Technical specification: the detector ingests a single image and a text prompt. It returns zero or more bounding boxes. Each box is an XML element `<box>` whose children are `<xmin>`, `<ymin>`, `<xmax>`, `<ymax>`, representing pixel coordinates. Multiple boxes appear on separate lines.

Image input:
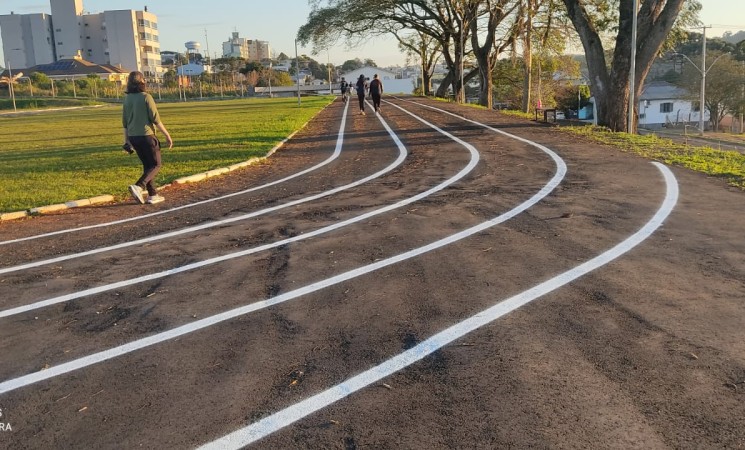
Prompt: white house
<box><xmin>638</xmin><ymin>80</ymin><xmax>708</xmax><ymax>130</ymax></box>
<box><xmin>342</xmin><ymin>66</ymin><xmax>415</xmax><ymax>95</ymax></box>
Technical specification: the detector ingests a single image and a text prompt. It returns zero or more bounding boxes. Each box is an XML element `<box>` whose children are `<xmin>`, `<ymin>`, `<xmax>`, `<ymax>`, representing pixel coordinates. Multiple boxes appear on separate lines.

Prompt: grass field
<box><xmin>501</xmin><ymin>110</ymin><xmax>745</xmax><ymax>189</ymax></box>
<box><xmin>0</xmin><ymin>96</ymin><xmax>333</xmax><ymax>213</ymax></box>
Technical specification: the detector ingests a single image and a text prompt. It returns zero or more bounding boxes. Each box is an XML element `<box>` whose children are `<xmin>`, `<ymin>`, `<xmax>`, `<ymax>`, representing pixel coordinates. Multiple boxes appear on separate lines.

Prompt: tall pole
<box><xmin>327</xmin><ymin>50</ymin><xmax>331</xmax><ymax>95</ymax></box>
<box><xmin>627</xmin><ymin>0</ymin><xmax>638</xmax><ymax>133</ymax></box>
<box><xmin>460</xmin><ymin>23</ymin><xmax>465</xmax><ymax>103</ymax></box>
<box><xmin>421</xmin><ymin>46</ymin><xmax>425</xmax><ymax>96</ymax></box>
<box><xmin>700</xmin><ymin>26</ymin><xmax>707</xmax><ymax>136</ymax></box>
<box><xmin>7</xmin><ymin>60</ymin><xmax>17</xmax><ymax>112</ymax></box>
<box><xmin>268</xmin><ymin>61</ymin><xmax>272</xmax><ymax>97</ymax></box>
<box><xmin>295</xmin><ymin>39</ymin><xmax>301</xmax><ymax>105</ymax></box>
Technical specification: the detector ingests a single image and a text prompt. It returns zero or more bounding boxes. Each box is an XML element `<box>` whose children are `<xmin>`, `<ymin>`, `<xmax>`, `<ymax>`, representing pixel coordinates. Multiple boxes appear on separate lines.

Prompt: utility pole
<box><xmin>628</xmin><ymin>0</ymin><xmax>638</xmax><ymax>134</ymax></box>
<box><xmin>295</xmin><ymin>39</ymin><xmax>301</xmax><ymax>105</ymax></box>
<box><xmin>700</xmin><ymin>26</ymin><xmax>708</xmax><ymax>136</ymax></box>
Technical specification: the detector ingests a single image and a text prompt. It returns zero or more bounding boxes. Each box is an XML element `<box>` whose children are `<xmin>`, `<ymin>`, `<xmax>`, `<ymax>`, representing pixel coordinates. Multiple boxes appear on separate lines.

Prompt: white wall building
<box><xmin>50</xmin><ymin>0</ymin><xmax>83</xmax><ymax>60</ymax></box>
<box><xmin>638</xmin><ymin>80</ymin><xmax>709</xmax><ymax>130</ymax></box>
<box><xmin>221</xmin><ymin>33</ymin><xmax>271</xmax><ymax>62</ymax></box>
<box><xmin>222</xmin><ymin>32</ymin><xmax>249</xmax><ymax>59</ymax></box>
<box><xmin>342</xmin><ymin>66</ymin><xmax>415</xmax><ymax>95</ymax></box>
<box><xmin>0</xmin><ymin>0</ymin><xmax>161</xmax><ymax>75</ymax></box>
<box><xmin>0</xmin><ymin>12</ymin><xmax>56</xmax><ymax>68</ymax></box>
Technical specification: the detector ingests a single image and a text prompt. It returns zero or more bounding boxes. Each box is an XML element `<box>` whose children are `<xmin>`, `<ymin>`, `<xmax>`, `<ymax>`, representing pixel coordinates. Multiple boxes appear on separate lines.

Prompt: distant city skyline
<box><xmin>2</xmin><ymin>0</ymin><xmax>745</xmax><ymax>69</ymax></box>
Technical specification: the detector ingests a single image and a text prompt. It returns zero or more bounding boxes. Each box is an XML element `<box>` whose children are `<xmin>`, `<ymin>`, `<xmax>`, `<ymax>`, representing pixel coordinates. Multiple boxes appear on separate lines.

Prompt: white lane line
<box><xmin>0</xmin><ymin>101</ymin><xmax>343</xmax><ymax>247</ymax></box>
<box><xmin>0</xmin><ymin>102</ymin><xmax>513</xmax><ymax>393</ymax></box>
<box><xmin>198</xmin><ymin>162</ymin><xmax>678</xmax><ymax>449</ymax></box>
<box><xmin>0</xmin><ymin>102</ymin><xmax>478</xmax><ymax>318</ymax></box>
<box><xmin>0</xmin><ymin>101</ymin><xmax>404</xmax><ymax>276</ymax></box>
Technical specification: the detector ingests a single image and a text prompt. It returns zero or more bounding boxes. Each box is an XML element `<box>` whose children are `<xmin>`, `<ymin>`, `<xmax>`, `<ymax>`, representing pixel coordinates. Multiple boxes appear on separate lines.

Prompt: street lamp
<box><xmin>5</xmin><ymin>60</ymin><xmax>17</xmax><ymax>112</ymax></box>
<box><xmin>674</xmin><ymin>45</ymin><xmax>725</xmax><ymax>136</ymax></box>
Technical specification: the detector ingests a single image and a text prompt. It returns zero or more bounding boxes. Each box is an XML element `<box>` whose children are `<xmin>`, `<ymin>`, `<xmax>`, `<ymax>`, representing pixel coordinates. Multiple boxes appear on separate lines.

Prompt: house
<box><xmin>5</xmin><ymin>57</ymin><xmax>129</xmax><ymax>84</ymax></box>
<box><xmin>342</xmin><ymin>66</ymin><xmax>415</xmax><ymax>95</ymax></box>
<box><xmin>638</xmin><ymin>80</ymin><xmax>708</xmax><ymax>130</ymax></box>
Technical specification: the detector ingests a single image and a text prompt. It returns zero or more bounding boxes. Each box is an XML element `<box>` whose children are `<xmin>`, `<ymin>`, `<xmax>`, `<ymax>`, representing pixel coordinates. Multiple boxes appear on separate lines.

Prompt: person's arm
<box><xmin>155</xmin><ymin>122</ymin><xmax>173</xmax><ymax>149</ymax></box>
<box><xmin>145</xmin><ymin>93</ymin><xmax>173</xmax><ymax>148</ymax></box>
<box><xmin>122</xmin><ymin>103</ymin><xmax>130</xmax><ymax>145</ymax></box>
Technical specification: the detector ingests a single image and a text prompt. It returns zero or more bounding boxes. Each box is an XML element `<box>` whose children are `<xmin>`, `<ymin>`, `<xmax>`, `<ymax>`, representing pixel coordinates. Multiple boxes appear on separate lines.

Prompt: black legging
<box><xmin>372</xmin><ymin>93</ymin><xmax>381</xmax><ymax>110</ymax></box>
<box><xmin>357</xmin><ymin>92</ymin><xmax>365</xmax><ymax>111</ymax></box>
<box><xmin>131</xmin><ymin>135</ymin><xmax>162</xmax><ymax>195</ymax></box>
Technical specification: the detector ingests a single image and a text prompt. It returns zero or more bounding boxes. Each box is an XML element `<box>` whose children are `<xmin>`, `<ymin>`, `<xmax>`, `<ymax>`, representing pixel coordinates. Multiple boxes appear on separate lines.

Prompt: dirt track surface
<box><xmin>0</xmin><ymin>97</ymin><xmax>744</xmax><ymax>449</ymax></box>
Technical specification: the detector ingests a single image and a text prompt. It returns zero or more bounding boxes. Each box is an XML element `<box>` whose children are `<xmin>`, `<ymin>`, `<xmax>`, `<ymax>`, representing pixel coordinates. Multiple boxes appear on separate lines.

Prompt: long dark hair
<box><xmin>125</xmin><ymin>71</ymin><xmax>147</xmax><ymax>94</ymax></box>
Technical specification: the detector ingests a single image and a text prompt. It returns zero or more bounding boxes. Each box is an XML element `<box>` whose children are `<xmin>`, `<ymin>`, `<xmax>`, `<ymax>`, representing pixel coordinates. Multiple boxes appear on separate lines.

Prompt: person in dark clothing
<box><xmin>340</xmin><ymin>77</ymin><xmax>349</xmax><ymax>104</ymax></box>
<box><xmin>355</xmin><ymin>74</ymin><xmax>368</xmax><ymax>115</ymax></box>
<box><xmin>122</xmin><ymin>71</ymin><xmax>173</xmax><ymax>204</ymax></box>
<box><xmin>369</xmin><ymin>73</ymin><xmax>384</xmax><ymax>113</ymax></box>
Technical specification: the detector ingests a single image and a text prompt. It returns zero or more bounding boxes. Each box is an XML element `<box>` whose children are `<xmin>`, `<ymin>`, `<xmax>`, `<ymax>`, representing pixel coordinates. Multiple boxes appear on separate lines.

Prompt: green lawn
<box><xmin>0</xmin><ymin>96</ymin><xmax>333</xmax><ymax>213</ymax></box>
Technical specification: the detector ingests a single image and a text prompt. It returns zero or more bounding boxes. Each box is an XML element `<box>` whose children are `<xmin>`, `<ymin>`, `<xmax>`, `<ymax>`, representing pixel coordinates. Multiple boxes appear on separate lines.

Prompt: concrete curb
<box><xmin>0</xmin><ymin>97</ymin><xmax>333</xmax><ymax>222</ymax></box>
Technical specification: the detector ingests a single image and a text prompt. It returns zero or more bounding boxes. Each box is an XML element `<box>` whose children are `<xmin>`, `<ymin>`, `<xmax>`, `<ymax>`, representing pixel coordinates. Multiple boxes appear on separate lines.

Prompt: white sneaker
<box><xmin>128</xmin><ymin>185</ymin><xmax>145</xmax><ymax>204</ymax></box>
<box><xmin>360</xmin><ymin>110</ymin><xmax>365</xmax><ymax>115</ymax></box>
<box><xmin>146</xmin><ymin>194</ymin><xmax>165</xmax><ymax>204</ymax></box>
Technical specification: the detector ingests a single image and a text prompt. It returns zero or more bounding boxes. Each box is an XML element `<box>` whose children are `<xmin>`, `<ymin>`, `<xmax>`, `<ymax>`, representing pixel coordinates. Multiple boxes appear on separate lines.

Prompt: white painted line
<box><xmin>198</xmin><ymin>162</ymin><xmax>678</xmax><ymax>449</ymax></box>
<box><xmin>0</xmin><ymin>102</ymin><xmax>344</xmax><ymax>247</ymax></box>
<box><xmin>0</xmin><ymin>102</ymin><xmax>481</xmax><ymax>318</ymax></box>
<box><xmin>0</xmin><ymin>101</ymin><xmax>521</xmax><ymax>393</ymax></box>
<box><xmin>0</xmin><ymin>101</ymin><xmax>406</xmax><ymax>276</ymax></box>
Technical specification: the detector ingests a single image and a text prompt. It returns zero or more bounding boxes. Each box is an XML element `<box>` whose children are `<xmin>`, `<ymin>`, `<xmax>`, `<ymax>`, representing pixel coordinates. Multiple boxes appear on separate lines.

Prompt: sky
<box><xmin>2</xmin><ymin>0</ymin><xmax>745</xmax><ymax>68</ymax></box>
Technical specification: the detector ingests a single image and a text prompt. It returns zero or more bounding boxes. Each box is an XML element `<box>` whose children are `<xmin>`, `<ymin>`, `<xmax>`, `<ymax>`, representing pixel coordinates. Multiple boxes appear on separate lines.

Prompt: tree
<box><xmin>341</xmin><ymin>58</ymin><xmax>364</xmax><ymax>72</ymax></box>
<box><xmin>562</xmin><ymin>0</ymin><xmax>698</xmax><ymax>132</ymax></box>
<box><xmin>298</xmin><ymin>0</ymin><xmax>477</xmax><ymax>101</ymax></box>
<box><xmin>399</xmin><ymin>31</ymin><xmax>441</xmax><ymax>96</ymax></box>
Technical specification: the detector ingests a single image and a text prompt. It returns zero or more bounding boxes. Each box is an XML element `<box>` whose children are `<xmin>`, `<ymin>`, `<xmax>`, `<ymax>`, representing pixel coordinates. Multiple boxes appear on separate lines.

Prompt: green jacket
<box><xmin>122</xmin><ymin>92</ymin><xmax>161</xmax><ymax>137</ymax></box>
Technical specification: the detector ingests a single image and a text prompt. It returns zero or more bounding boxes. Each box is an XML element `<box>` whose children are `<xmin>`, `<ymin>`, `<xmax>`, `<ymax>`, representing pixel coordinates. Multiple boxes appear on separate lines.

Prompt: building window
<box><xmin>86</xmin><ymin>36</ymin><xmax>90</xmax><ymax>39</ymax></box>
<box><xmin>660</xmin><ymin>102</ymin><xmax>673</xmax><ymax>113</ymax></box>
<box><xmin>140</xmin><ymin>32</ymin><xmax>146</xmax><ymax>39</ymax></box>
<box><xmin>56</xmin><ymin>28</ymin><xmax>61</xmax><ymax>32</ymax></box>
<box><xmin>138</xmin><ymin>19</ymin><xmax>145</xmax><ymax>27</ymax></box>
<box><xmin>151</xmin><ymin>22</ymin><xmax>158</xmax><ymax>30</ymax></box>
<box><xmin>153</xmin><ymin>35</ymin><xmax>159</xmax><ymax>42</ymax></box>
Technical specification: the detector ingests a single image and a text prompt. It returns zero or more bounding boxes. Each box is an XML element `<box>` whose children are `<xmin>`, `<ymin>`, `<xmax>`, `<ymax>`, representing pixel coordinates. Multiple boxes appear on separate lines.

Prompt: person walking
<box><xmin>340</xmin><ymin>77</ymin><xmax>349</xmax><ymax>104</ymax></box>
<box><xmin>355</xmin><ymin>74</ymin><xmax>368</xmax><ymax>115</ymax></box>
<box><xmin>122</xmin><ymin>71</ymin><xmax>173</xmax><ymax>205</ymax></box>
<box><xmin>369</xmin><ymin>73</ymin><xmax>384</xmax><ymax>113</ymax></box>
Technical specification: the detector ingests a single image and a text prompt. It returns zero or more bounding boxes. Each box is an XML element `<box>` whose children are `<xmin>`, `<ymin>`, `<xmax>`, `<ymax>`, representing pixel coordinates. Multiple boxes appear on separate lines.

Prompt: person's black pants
<box><xmin>372</xmin><ymin>93</ymin><xmax>381</xmax><ymax>111</ymax></box>
<box><xmin>130</xmin><ymin>135</ymin><xmax>162</xmax><ymax>195</ymax></box>
<box><xmin>357</xmin><ymin>93</ymin><xmax>365</xmax><ymax>111</ymax></box>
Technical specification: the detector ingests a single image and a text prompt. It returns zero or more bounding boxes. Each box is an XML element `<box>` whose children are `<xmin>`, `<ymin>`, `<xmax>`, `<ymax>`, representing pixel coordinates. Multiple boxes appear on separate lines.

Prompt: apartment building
<box><xmin>1</xmin><ymin>0</ymin><xmax>162</xmax><ymax>76</ymax></box>
<box><xmin>0</xmin><ymin>13</ymin><xmax>56</xmax><ymax>68</ymax></box>
<box><xmin>221</xmin><ymin>32</ymin><xmax>271</xmax><ymax>61</ymax></box>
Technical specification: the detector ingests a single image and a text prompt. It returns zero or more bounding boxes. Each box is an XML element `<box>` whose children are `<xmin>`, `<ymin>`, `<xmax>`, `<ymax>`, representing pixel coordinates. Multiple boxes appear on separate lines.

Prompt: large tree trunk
<box><xmin>563</xmin><ymin>0</ymin><xmax>686</xmax><ymax>132</ymax></box>
<box><xmin>478</xmin><ymin>59</ymin><xmax>494</xmax><ymax>108</ymax></box>
<box><xmin>436</xmin><ymin>70</ymin><xmax>454</xmax><ymax>98</ymax></box>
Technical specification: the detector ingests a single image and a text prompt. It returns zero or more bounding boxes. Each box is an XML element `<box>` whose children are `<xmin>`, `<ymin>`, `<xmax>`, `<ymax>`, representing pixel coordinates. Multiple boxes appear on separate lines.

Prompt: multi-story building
<box><xmin>49</xmin><ymin>0</ymin><xmax>83</xmax><ymax>60</ymax></box>
<box><xmin>221</xmin><ymin>32</ymin><xmax>271</xmax><ymax>62</ymax></box>
<box><xmin>0</xmin><ymin>0</ymin><xmax>162</xmax><ymax>76</ymax></box>
<box><xmin>0</xmin><ymin>12</ymin><xmax>56</xmax><ymax>68</ymax></box>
